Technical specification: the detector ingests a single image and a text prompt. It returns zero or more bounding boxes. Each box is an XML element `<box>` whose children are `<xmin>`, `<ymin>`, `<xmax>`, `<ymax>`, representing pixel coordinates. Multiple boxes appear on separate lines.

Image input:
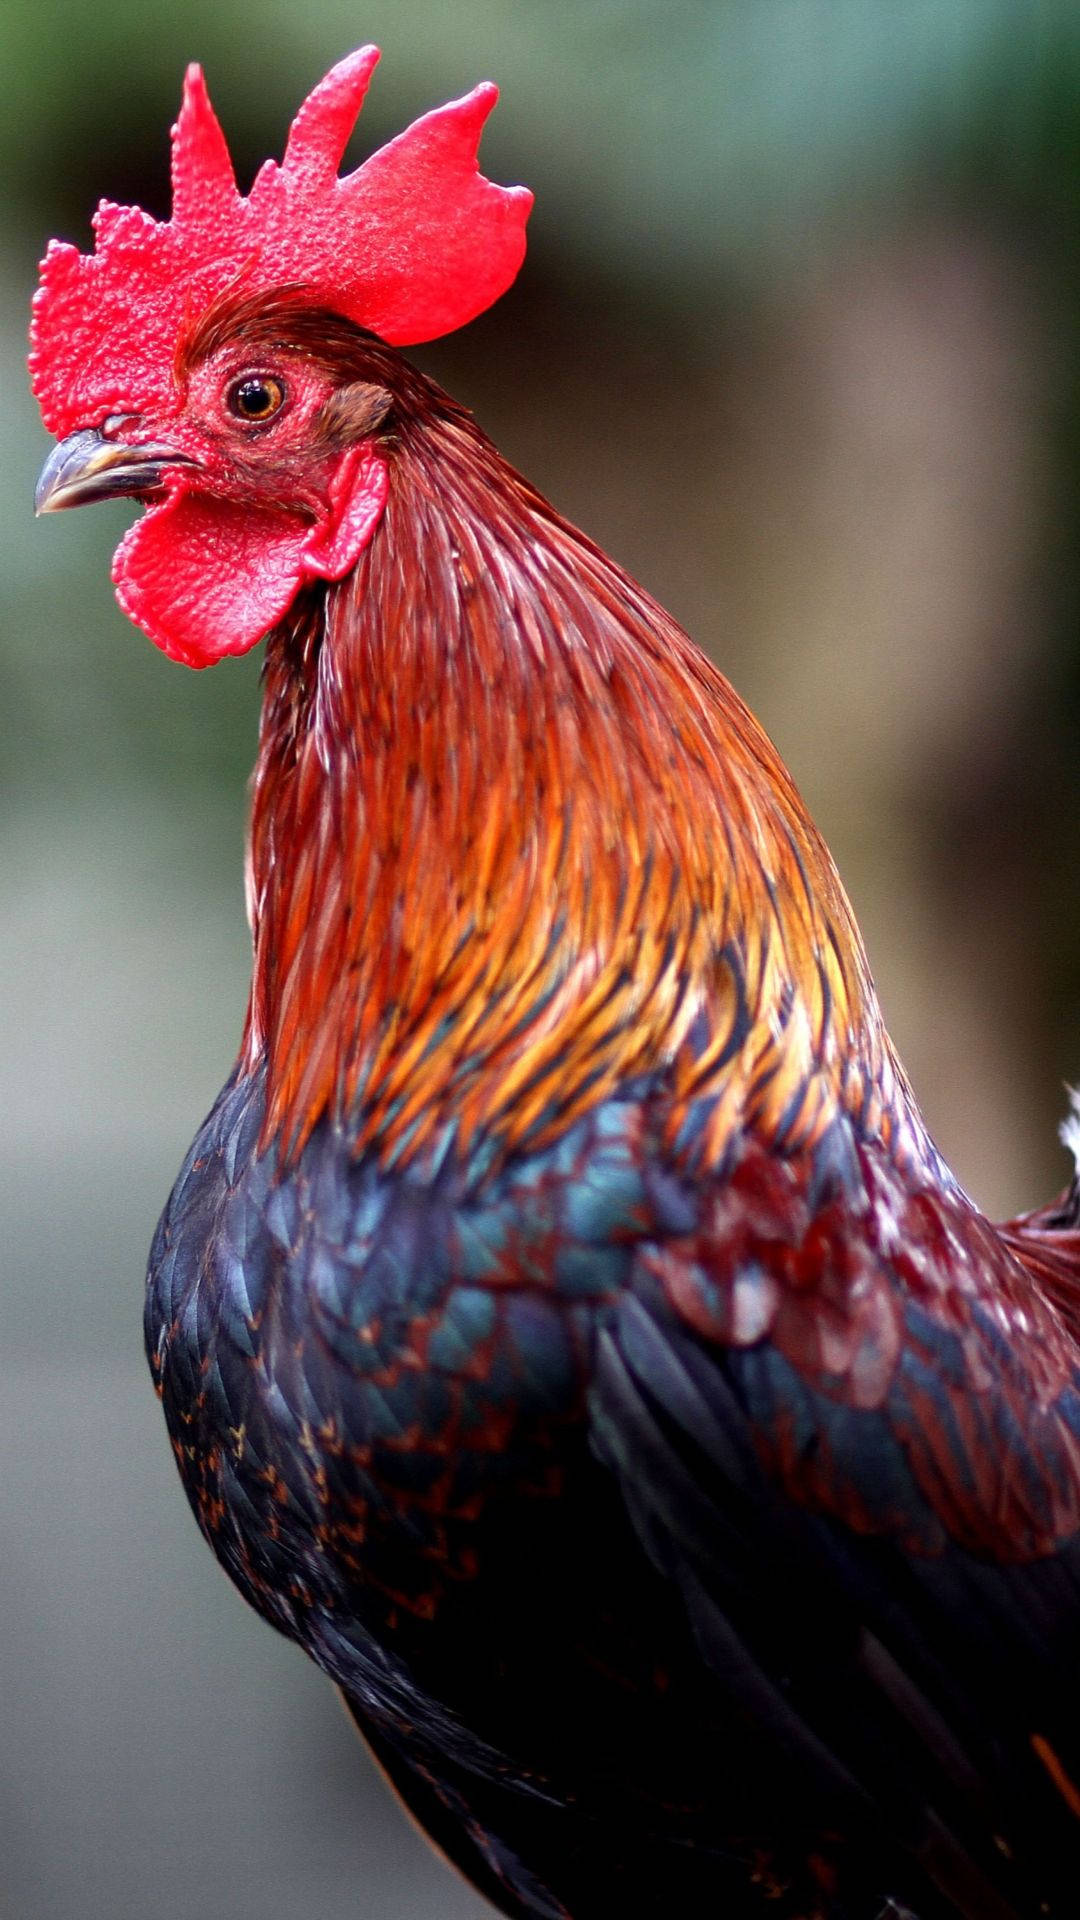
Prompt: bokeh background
<box><xmin>4</xmin><ymin>2</ymin><xmax>1080</xmax><ymax>1915</ymax></box>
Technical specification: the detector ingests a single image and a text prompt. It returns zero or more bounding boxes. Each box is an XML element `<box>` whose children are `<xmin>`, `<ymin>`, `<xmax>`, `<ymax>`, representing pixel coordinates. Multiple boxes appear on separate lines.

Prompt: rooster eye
<box><xmin>226</xmin><ymin>374</ymin><xmax>286</xmax><ymax>423</ymax></box>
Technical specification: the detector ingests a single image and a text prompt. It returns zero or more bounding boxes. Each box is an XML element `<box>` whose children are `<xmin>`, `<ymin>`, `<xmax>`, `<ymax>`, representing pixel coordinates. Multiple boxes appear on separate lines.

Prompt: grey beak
<box><xmin>35</xmin><ymin>428</ymin><xmax>191</xmax><ymax>514</ymax></box>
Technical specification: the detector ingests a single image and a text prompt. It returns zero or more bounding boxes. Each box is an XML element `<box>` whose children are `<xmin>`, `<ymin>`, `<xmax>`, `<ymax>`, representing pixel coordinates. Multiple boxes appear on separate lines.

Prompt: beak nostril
<box><xmin>35</xmin><ymin>427</ymin><xmax>190</xmax><ymax>514</ymax></box>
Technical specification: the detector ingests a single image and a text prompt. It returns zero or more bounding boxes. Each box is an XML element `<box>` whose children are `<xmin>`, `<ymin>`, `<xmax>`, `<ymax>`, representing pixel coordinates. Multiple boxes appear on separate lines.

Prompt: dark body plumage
<box><xmin>141</xmin><ymin>327</ymin><xmax>1080</xmax><ymax>1920</ymax></box>
<box><xmin>149</xmin><ymin>1069</ymin><xmax>1080</xmax><ymax>1920</ymax></box>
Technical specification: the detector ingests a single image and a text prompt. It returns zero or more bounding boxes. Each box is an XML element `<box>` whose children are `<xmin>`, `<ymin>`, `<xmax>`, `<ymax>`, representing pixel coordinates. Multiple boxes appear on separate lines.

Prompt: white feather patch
<box><xmin>1059</xmin><ymin>1085</ymin><xmax>1080</xmax><ymax>1175</ymax></box>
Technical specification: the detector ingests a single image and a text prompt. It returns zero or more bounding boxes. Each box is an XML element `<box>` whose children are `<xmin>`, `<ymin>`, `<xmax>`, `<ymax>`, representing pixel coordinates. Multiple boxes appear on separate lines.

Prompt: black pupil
<box><xmin>233</xmin><ymin>378</ymin><xmax>278</xmax><ymax>419</ymax></box>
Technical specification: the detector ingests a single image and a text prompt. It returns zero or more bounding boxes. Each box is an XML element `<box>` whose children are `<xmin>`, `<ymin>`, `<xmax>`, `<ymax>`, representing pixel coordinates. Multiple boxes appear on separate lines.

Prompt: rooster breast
<box><xmin>146</xmin><ymin>1054</ymin><xmax>1080</xmax><ymax>1920</ymax></box>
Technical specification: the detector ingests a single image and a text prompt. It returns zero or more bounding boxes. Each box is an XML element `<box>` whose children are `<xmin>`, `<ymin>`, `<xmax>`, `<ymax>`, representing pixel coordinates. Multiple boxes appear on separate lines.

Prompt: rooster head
<box><xmin>30</xmin><ymin>48</ymin><xmax>531</xmax><ymax>667</ymax></box>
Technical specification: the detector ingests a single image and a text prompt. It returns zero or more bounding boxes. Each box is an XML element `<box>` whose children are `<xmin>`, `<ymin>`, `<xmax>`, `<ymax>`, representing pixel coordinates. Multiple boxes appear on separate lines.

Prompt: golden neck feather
<box><xmin>243</xmin><ymin>406</ymin><xmax>914</xmax><ymax>1175</ymax></box>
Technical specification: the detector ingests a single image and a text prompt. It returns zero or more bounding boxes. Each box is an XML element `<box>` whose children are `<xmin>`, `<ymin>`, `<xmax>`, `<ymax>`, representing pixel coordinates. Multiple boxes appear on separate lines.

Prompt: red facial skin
<box><xmin>102</xmin><ymin>342</ymin><xmax>388</xmax><ymax>667</ymax></box>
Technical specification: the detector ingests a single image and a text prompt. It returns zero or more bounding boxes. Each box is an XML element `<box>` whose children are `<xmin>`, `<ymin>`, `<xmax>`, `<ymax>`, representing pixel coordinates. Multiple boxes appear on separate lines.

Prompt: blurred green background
<box><xmin>4</xmin><ymin>3</ymin><xmax>1080</xmax><ymax>1915</ymax></box>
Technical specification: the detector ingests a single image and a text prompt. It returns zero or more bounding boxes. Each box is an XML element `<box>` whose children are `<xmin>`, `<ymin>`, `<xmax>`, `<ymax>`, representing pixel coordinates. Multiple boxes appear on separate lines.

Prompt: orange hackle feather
<box><xmin>243</xmin><ymin>357</ymin><xmax>918</xmax><ymax>1178</ymax></box>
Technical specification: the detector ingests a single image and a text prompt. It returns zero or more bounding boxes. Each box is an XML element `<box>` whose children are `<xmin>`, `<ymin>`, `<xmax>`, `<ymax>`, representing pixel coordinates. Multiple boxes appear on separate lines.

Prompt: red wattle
<box><xmin>300</xmin><ymin>447</ymin><xmax>388</xmax><ymax>580</ymax></box>
<box><xmin>112</xmin><ymin>452</ymin><xmax>388</xmax><ymax>666</ymax></box>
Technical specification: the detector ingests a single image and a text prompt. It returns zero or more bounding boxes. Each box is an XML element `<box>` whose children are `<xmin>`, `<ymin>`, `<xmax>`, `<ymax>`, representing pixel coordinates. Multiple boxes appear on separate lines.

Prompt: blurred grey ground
<box><xmin>4</xmin><ymin>3</ymin><xmax>1080</xmax><ymax>1916</ymax></box>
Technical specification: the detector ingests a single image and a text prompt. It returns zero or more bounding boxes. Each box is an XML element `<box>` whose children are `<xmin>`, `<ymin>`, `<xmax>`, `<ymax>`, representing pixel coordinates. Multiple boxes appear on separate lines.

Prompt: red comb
<box><xmin>30</xmin><ymin>47</ymin><xmax>532</xmax><ymax>438</ymax></box>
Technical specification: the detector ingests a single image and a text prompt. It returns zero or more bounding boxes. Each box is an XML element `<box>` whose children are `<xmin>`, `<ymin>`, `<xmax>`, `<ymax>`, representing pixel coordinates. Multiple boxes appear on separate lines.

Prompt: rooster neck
<box><xmin>243</xmin><ymin>408</ymin><xmax>913</xmax><ymax>1175</ymax></box>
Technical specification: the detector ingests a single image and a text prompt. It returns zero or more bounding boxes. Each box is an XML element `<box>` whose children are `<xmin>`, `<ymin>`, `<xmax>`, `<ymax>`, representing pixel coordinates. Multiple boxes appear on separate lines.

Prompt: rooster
<box><xmin>29</xmin><ymin>46</ymin><xmax>1080</xmax><ymax>1920</ymax></box>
